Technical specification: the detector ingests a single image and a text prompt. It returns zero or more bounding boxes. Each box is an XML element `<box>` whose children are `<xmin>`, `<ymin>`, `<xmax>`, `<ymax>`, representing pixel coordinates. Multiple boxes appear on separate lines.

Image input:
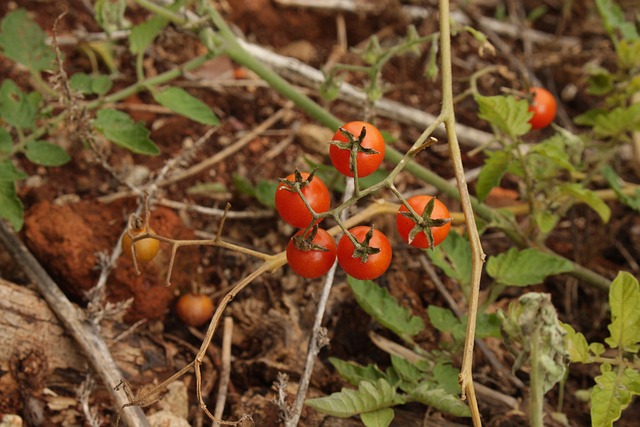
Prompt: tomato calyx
<box><xmin>348</xmin><ymin>226</ymin><xmax>381</xmax><ymax>263</ymax></box>
<box><xmin>278</xmin><ymin>169</ymin><xmax>317</xmax><ymax>192</ymax></box>
<box><xmin>400</xmin><ymin>197</ymin><xmax>452</xmax><ymax>248</ymax></box>
<box><xmin>330</xmin><ymin>126</ymin><xmax>381</xmax><ymax>175</ymax></box>
<box><xmin>292</xmin><ymin>226</ymin><xmax>331</xmax><ymax>252</ymax></box>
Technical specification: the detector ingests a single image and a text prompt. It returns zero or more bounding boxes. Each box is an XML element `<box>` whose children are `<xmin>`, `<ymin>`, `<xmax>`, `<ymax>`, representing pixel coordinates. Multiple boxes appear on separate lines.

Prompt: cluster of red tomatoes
<box><xmin>276</xmin><ymin>121</ymin><xmax>452</xmax><ymax>281</ymax></box>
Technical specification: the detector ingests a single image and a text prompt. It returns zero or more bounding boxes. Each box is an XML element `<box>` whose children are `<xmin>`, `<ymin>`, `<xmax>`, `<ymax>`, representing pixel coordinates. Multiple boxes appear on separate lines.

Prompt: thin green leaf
<box><xmin>360</xmin><ymin>408</ymin><xmax>394</xmax><ymax>427</ymax></box>
<box><xmin>255</xmin><ymin>179</ymin><xmax>278</xmax><ymax>208</ymax></box>
<box><xmin>528</xmin><ymin>136</ymin><xmax>576</xmax><ymax>173</ymax></box>
<box><xmin>534</xmin><ymin>210</ymin><xmax>560</xmax><ymax>235</ymax></box>
<box><xmin>0</xmin><ymin>180</ymin><xmax>24</xmax><ymax>231</ymax></box>
<box><xmin>560</xmin><ymin>323</ymin><xmax>591</xmax><ymax>363</ymax></box>
<box><xmin>476</xmin><ymin>150</ymin><xmax>510</xmax><ymax>202</ymax></box>
<box><xmin>348</xmin><ymin>277</ymin><xmax>425</xmax><ymax>340</ymax></box>
<box><xmin>591</xmin><ymin>370</ymin><xmax>632</xmax><ymax>427</ymax></box>
<box><xmin>0</xmin><ymin>160</ymin><xmax>27</xmax><ymax>182</ymax></box>
<box><xmin>305</xmin><ymin>379</ymin><xmax>403</xmax><ymax>418</ymax></box>
<box><xmin>427</xmin><ymin>230</ymin><xmax>472</xmax><ymax>289</ymax></box>
<box><xmin>605</xmin><ymin>272</ymin><xmax>640</xmax><ymax>352</ymax></box>
<box><xmin>0</xmin><ymin>9</ymin><xmax>55</xmax><ymax>72</ymax></box>
<box><xmin>602</xmin><ymin>165</ymin><xmax>640</xmax><ymax>213</ymax></box>
<box><xmin>130</xmin><ymin>15</ymin><xmax>169</xmax><ymax>54</ymax></box>
<box><xmin>232</xmin><ymin>173</ymin><xmax>256</xmax><ymax>197</ymax></box>
<box><xmin>433</xmin><ymin>363</ymin><xmax>462</xmax><ymax>395</ymax></box>
<box><xmin>409</xmin><ymin>384</ymin><xmax>471</xmax><ymax>417</ymax></box>
<box><xmin>593</xmin><ymin>103</ymin><xmax>640</xmax><ymax>138</ymax></box>
<box><xmin>93</xmin><ymin>109</ymin><xmax>160</xmax><ymax>155</ymax></box>
<box><xmin>475</xmin><ymin>94</ymin><xmax>532</xmax><ymax>139</ymax></box>
<box><xmin>558</xmin><ymin>183</ymin><xmax>611</xmax><ymax>223</ymax></box>
<box><xmin>25</xmin><ymin>141</ymin><xmax>70</xmax><ymax>167</ymax></box>
<box><xmin>0</xmin><ymin>80</ymin><xmax>41</xmax><ymax>130</ymax></box>
<box><xmin>153</xmin><ymin>87</ymin><xmax>219</xmax><ymax>125</ymax></box>
<box><xmin>390</xmin><ymin>355</ymin><xmax>422</xmax><ymax>384</ymax></box>
<box><xmin>0</xmin><ymin>128</ymin><xmax>12</xmax><ymax>153</ymax></box>
<box><xmin>427</xmin><ymin>305</ymin><xmax>460</xmax><ymax>335</ymax></box>
<box><xmin>486</xmin><ymin>247</ymin><xmax>574</xmax><ymax>287</ymax></box>
<box><xmin>595</xmin><ymin>0</ymin><xmax>639</xmax><ymax>42</ymax></box>
<box><xmin>329</xmin><ymin>358</ymin><xmax>385</xmax><ymax>387</ymax></box>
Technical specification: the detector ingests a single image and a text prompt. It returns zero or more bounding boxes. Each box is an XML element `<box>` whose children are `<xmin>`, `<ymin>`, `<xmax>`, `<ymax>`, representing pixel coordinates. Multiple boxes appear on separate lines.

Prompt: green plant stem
<box><xmin>529</xmin><ymin>327</ymin><xmax>545</xmax><ymax>427</ymax></box>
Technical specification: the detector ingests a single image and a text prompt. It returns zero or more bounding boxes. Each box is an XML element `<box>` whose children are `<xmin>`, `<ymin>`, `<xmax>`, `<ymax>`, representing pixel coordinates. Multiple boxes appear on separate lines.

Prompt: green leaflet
<box><xmin>486</xmin><ymin>247</ymin><xmax>574</xmax><ymax>287</ymax></box>
<box><xmin>0</xmin><ymin>9</ymin><xmax>55</xmax><ymax>72</ymax></box>
<box><xmin>475</xmin><ymin>94</ymin><xmax>532</xmax><ymax>139</ymax></box>
<box><xmin>305</xmin><ymin>378</ymin><xmax>404</xmax><ymax>418</ymax></box>
<box><xmin>348</xmin><ymin>277</ymin><xmax>425</xmax><ymax>341</ymax></box>
<box><xmin>93</xmin><ymin>109</ymin><xmax>160</xmax><ymax>155</ymax></box>
<box><xmin>152</xmin><ymin>87</ymin><xmax>220</xmax><ymax>125</ymax></box>
<box><xmin>605</xmin><ymin>272</ymin><xmax>640</xmax><ymax>352</ymax></box>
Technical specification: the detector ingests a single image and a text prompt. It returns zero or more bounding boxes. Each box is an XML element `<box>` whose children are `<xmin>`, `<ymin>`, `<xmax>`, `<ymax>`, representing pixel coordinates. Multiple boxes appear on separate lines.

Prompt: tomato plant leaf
<box><xmin>602</xmin><ymin>165</ymin><xmax>640</xmax><ymax>213</ymax></box>
<box><xmin>427</xmin><ymin>230</ymin><xmax>472</xmax><ymax>290</ymax></box>
<box><xmin>427</xmin><ymin>305</ymin><xmax>460</xmax><ymax>336</ymax></box>
<box><xmin>129</xmin><ymin>14</ymin><xmax>170</xmax><ymax>55</ymax></box>
<box><xmin>153</xmin><ymin>87</ymin><xmax>219</xmax><ymax>125</ymax></box>
<box><xmin>255</xmin><ymin>179</ymin><xmax>278</xmax><ymax>208</ymax></box>
<box><xmin>528</xmin><ymin>135</ymin><xmax>578</xmax><ymax>173</ymax></box>
<box><xmin>558</xmin><ymin>183</ymin><xmax>611</xmax><ymax>223</ymax></box>
<box><xmin>0</xmin><ymin>161</ymin><xmax>27</xmax><ymax>182</ymax></box>
<box><xmin>0</xmin><ymin>128</ymin><xmax>12</xmax><ymax>153</ymax></box>
<box><xmin>0</xmin><ymin>180</ymin><xmax>24</xmax><ymax>231</ymax></box>
<box><xmin>360</xmin><ymin>408</ymin><xmax>394</xmax><ymax>427</ymax></box>
<box><xmin>390</xmin><ymin>355</ymin><xmax>422</xmax><ymax>384</ymax></box>
<box><xmin>305</xmin><ymin>378</ymin><xmax>404</xmax><ymax>418</ymax></box>
<box><xmin>476</xmin><ymin>150</ymin><xmax>510</xmax><ymax>202</ymax></box>
<box><xmin>95</xmin><ymin>0</ymin><xmax>128</xmax><ymax>35</ymax></box>
<box><xmin>93</xmin><ymin>109</ymin><xmax>160</xmax><ymax>155</ymax></box>
<box><xmin>605</xmin><ymin>272</ymin><xmax>640</xmax><ymax>352</ymax></box>
<box><xmin>25</xmin><ymin>141</ymin><xmax>71</xmax><ymax>167</ymax></box>
<box><xmin>534</xmin><ymin>210</ymin><xmax>560</xmax><ymax>235</ymax></box>
<box><xmin>0</xmin><ymin>9</ymin><xmax>55</xmax><ymax>72</ymax></box>
<box><xmin>408</xmin><ymin>385</ymin><xmax>471</xmax><ymax>417</ymax></box>
<box><xmin>595</xmin><ymin>0</ymin><xmax>639</xmax><ymax>43</ymax></box>
<box><xmin>70</xmin><ymin>73</ymin><xmax>113</xmax><ymax>95</ymax></box>
<box><xmin>348</xmin><ymin>277</ymin><xmax>425</xmax><ymax>340</ymax></box>
<box><xmin>0</xmin><ymin>80</ymin><xmax>41</xmax><ymax>130</ymax></box>
<box><xmin>560</xmin><ymin>323</ymin><xmax>591</xmax><ymax>363</ymax></box>
<box><xmin>329</xmin><ymin>358</ymin><xmax>386</xmax><ymax>387</ymax></box>
<box><xmin>475</xmin><ymin>94</ymin><xmax>531</xmax><ymax>139</ymax></box>
<box><xmin>593</xmin><ymin>103</ymin><xmax>640</xmax><ymax>138</ymax></box>
<box><xmin>486</xmin><ymin>247</ymin><xmax>574</xmax><ymax>287</ymax></box>
<box><xmin>433</xmin><ymin>363</ymin><xmax>462</xmax><ymax>395</ymax></box>
<box><xmin>591</xmin><ymin>368</ymin><xmax>639</xmax><ymax>427</ymax></box>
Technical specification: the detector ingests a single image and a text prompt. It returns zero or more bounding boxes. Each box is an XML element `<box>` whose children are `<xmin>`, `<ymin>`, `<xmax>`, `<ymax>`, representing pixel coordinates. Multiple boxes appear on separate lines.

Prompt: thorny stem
<box><xmin>439</xmin><ymin>0</ymin><xmax>484</xmax><ymax>425</ymax></box>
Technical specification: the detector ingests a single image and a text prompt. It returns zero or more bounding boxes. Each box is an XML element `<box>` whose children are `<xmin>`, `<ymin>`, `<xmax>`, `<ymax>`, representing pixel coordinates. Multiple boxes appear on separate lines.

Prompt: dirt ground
<box><xmin>0</xmin><ymin>0</ymin><xmax>639</xmax><ymax>426</ymax></box>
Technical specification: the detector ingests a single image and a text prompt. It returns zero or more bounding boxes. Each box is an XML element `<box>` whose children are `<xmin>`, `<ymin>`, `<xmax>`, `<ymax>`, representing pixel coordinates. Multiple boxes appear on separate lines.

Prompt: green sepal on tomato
<box><xmin>329</xmin><ymin>121</ymin><xmax>385</xmax><ymax>178</ymax></box>
<box><xmin>337</xmin><ymin>226</ymin><xmax>392</xmax><ymax>280</ymax></box>
<box><xmin>275</xmin><ymin>170</ymin><xmax>330</xmax><ymax>228</ymax></box>
<box><xmin>396</xmin><ymin>195</ymin><xmax>451</xmax><ymax>249</ymax></box>
<box><xmin>286</xmin><ymin>227</ymin><xmax>337</xmax><ymax>278</ymax></box>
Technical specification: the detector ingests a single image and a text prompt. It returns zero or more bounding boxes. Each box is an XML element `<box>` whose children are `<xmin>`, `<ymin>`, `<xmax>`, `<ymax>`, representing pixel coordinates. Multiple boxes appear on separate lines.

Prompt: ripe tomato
<box><xmin>176</xmin><ymin>293</ymin><xmax>215</xmax><ymax>327</ymax></box>
<box><xmin>330</xmin><ymin>121</ymin><xmax>385</xmax><ymax>178</ymax></box>
<box><xmin>275</xmin><ymin>171</ymin><xmax>331</xmax><ymax>228</ymax></box>
<box><xmin>528</xmin><ymin>87</ymin><xmax>557</xmax><ymax>130</ymax></box>
<box><xmin>121</xmin><ymin>226</ymin><xmax>160</xmax><ymax>262</ymax></box>
<box><xmin>286</xmin><ymin>228</ymin><xmax>337</xmax><ymax>278</ymax></box>
<box><xmin>396</xmin><ymin>195</ymin><xmax>451</xmax><ymax>249</ymax></box>
<box><xmin>337</xmin><ymin>226</ymin><xmax>392</xmax><ymax>280</ymax></box>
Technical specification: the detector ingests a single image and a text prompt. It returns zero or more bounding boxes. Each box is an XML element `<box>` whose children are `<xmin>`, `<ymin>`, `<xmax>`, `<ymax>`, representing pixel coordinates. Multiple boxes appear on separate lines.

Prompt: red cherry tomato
<box><xmin>528</xmin><ymin>87</ymin><xmax>557</xmax><ymax>130</ymax></box>
<box><xmin>337</xmin><ymin>226</ymin><xmax>392</xmax><ymax>280</ymax></box>
<box><xmin>275</xmin><ymin>171</ymin><xmax>331</xmax><ymax>228</ymax></box>
<box><xmin>176</xmin><ymin>293</ymin><xmax>215</xmax><ymax>327</ymax></box>
<box><xmin>396</xmin><ymin>195</ymin><xmax>451</xmax><ymax>249</ymax></box>
<box><xmin>286</xmin><ymin>228</ymin><xmax>337</xmax><ymax>278</ymax></box>
<box><xmin>121</xmin><ymin>226</ymin><xmax>159</xmax><ymax>262</ymax></box>
<box><xmin>330</xmin><ymin>121</ymin><xmax>385</xmax><ymax>178</ymax></box>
